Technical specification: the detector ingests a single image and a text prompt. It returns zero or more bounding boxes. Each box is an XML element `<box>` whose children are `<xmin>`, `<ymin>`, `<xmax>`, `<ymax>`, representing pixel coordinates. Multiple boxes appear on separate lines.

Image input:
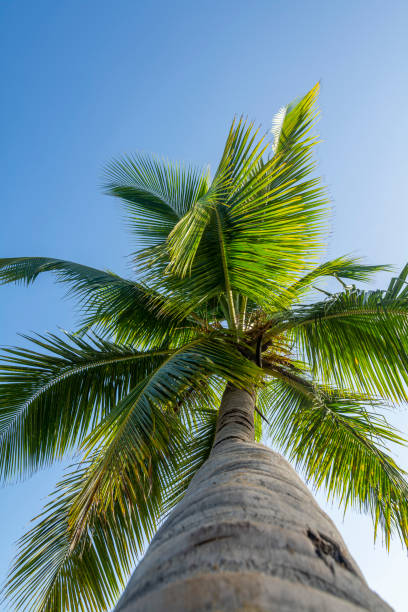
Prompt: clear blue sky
<box><xmin>1</xmin><ymin>1</ymin><xmax>408</xmax><ymax>610</ymax></box>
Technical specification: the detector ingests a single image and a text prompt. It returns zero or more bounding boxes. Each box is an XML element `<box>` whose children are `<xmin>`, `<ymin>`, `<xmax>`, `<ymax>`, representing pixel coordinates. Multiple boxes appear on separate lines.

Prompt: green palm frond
<box><xmin>161</xmin><ymin>85</ymin><xmax>329</xmax><ymax>317</ymax></box>
<box><xmin>0</xmin><ymin>257</ymin><xmax>125</xmax><ymax>291</ymax></box>
<box><xmin>4</xmin><ymin>434</ymin><xmax>178</xmax><ymax>612</ymax></box>
<box><xmin>0</xmin><ymin>332</ymin><xmax>173</xmax><ymax>482</ymax></box>
<box><xmin>104</xmin><ymin>154</ymin><xmax>209</xmax><ymax>249</ymax></box>
<box><xmin>160</xmin><ymin>407</ymin><xmax>218</xmax><ymax>514</ymax></box>
<box><xmin>271</xmin><ymin>83</ymin><xmax>318</xmax><ymax>156</ymax></box>
<box><xmin>4</xmin><ymin>405</ymin><xmax>217</xmax><ymax>612</ymax></box>
<box><xmin>259</xmin><ymin>372</ymin><xmax>408</xmax><ymax>547</ymax></box>
<box><xmin>3</xmin><ymin>461</ymin><xmax>158</xmax><ymax>612</ymax></box>
<box><xmin>0</xmin><ymin>329</ymin><xmax>259</xmax><ymax>484</ymax></box>
<box><xmin>2</xmin><ymin>356</ymin><xmax>223</xmax><ymax>611</ymax></box>
<box><xmin>223</xmin><ymin>85</ymin><xmax>328</xmax><ymax>306</ymax></box>
<box><xmin>0</xmin><ymin>257</ymin><xmax>199</xmax><ymax>346</ymax></box>
<box><xmin>71</xmin><ymin>337</ymin><xmax>259</xmax><ymax>543</ymax></box>
<box><xmin>283</xmin><ymin>256</ymin><xmax>391</xmax><ymax>302</ymax></box>
<box><xmin>276</xmin><ymin>265</ymin><xmax>408</xmax><ymax>401</ymax></box>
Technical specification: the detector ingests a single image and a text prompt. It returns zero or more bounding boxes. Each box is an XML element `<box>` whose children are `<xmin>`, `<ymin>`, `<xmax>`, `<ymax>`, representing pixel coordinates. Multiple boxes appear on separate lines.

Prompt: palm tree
<box><xmin>1</xmin><ymin>84</ymin><xmax>406</xmax><ymax>611</ymax></box>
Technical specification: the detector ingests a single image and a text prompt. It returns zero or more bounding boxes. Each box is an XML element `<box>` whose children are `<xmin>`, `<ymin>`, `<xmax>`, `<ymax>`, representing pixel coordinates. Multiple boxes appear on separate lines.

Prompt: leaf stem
<box><xmin>240</xmin><ymin>296</ymin><xmax>248</xmax><ymax>330</ymax></box>
<box><xmin>214</xmin><ymin>208</ymin><xmax>237</xmax><ymax>329</ymax></box>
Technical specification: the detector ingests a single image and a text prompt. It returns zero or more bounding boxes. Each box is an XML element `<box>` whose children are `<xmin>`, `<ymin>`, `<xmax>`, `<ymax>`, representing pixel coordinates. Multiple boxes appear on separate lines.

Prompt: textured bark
<box><xmin>115</xmin><ymin>386</ymin><xmax>392</xmax><ymax>611</ymax></box>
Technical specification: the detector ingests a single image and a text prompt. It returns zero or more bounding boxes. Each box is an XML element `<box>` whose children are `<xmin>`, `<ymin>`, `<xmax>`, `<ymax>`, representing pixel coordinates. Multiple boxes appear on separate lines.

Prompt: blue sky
<box><xmin>1</xmin><ymin>0</ymin><xmax>408</xmax><ymax>609</ymax></box>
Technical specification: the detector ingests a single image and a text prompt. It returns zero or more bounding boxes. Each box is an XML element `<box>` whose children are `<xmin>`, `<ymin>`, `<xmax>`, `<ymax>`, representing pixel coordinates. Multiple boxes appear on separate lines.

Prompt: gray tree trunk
<box><xmin>115</xmin><ymin>386</ymin><xmax>392</xmax><ymax>611</ymax></box>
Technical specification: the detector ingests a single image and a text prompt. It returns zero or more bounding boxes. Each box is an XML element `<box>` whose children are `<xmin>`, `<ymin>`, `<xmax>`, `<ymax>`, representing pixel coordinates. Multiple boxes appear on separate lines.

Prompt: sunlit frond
<box><xmin>260</xmin><ymin>372</ymin><xmax>408</xmax><ymax>547</ymax></box>
<box><xmin>271</xmin><ymin>105</ymin><xmax>287</xmax><ymax>154</ymax></box>
<box><xmin>160</xmin><ymin>86</ymin><xmax>328</xmax><ymax>319</ymax></box>
<box><xmin>104</xmin><ymin>154</ymin><xmax>209</xmax><ymax>249</ymax></box>
<box><xmin>277</xmin><ymin>265</ymin><xmax>408</xmax><ymax>401</ymax></box>
<box><xmin>283</xmin><ymin>256</ymin><xmax>390</xmax><ymax>302</ymax></box>
<box><xmin>3</xmin><ymin>365</ymin><xmax>220</xmax><ymax>611</ymax></box>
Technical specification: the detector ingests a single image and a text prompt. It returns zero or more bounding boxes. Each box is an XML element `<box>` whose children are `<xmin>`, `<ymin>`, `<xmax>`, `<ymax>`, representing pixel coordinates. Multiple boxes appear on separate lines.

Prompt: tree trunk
<box><xmin>115</xmin><ymin>386</ymin><xmax>392</xmax><ymax>611</ymax></box>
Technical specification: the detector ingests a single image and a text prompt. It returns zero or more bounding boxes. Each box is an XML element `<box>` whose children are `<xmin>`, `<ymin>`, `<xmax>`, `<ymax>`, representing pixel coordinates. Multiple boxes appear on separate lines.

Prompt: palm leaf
<box><xmin>162</xmin><ymin>86</ymin><xmax>329</xmax><ymax>316</ymax></box>
<box><xmin>260</xmin><ymin>371</ymin><xmax>408</xmax><ymax>547</ymax></box>
<box><xmin>283</xmin><ymin>256</ymin><xmax>391</xmax><ymax>302</ymax></box>
<box><xmin>0</xmin><ymin>257</ymin><xmax>199</xmax><ymax>346</ymax></box>
<box><xmin>3</xmin><ymin>446</ymin><xmax>176</xmax><ymax>611</ymax></box>
<box><xmin>2</xmin><ymin>368</ymin><xmax>220</xmax><ymax>611</ymax></box>
<box><xmin>271</xmin><ymin>83</ymin><xmax>318</xmax><ymax>156</ymax></box>
<box><xmin>0</xmin><ymin>332</ymin><xmax>173</xmax><ymax>482</ymax></box>
<box><xmin>277</xmin><ymin>266</ymin><xmax>408</xmax><ymax>401</ymax></box>
<box><xmin>104</xmin><ymin>154</ymin><xmax>209</xmax><ymax>249</ymax></box>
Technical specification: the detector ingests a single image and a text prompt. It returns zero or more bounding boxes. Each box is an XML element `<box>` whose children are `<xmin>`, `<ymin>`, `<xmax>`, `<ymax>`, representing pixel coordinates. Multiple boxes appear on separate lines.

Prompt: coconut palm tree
<box><xmin>1</xmin><ymin>84</ymin><xmax>406</xmax><ymax>611</ymax></box>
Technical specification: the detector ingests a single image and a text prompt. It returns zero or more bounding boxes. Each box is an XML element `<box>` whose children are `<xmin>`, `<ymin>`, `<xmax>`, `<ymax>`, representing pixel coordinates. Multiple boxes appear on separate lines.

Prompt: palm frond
<box><xmin>0</xmin><ymin>257</ymin><xmax>123</xmax><ymax>292</ymax></box>
<box><xmin>277</xmin><ymin>265</ymin><xmax>408</xmax><ymax>401</ymax></box>
<box><xmin>104</xmin><ymin>154</ymin><xmax>209</xmax><ymax>249</ymax></box>
<box><xmin>283</xmin><ymin>256</ymin><xmax>390</xmax><ymax>302</ymax></box>
<box><xmin>159</xmin><ymin>87</ymin><xmax>329</xmax><ymax>318</ymax></box>
<box><xmin>2</xmin><ymin>364</ymin><xmax>223</xmax><ymax>611</ymax></box>
<box><xmin>3</xmin><ymin>451</ymin><xmax>173</xmax><ymax>611</ymax></box>
<box><xmin>271</xmin><ymin>83</ymin><xmax>318</xmax><ymax>156</ymax></box>
<box><xmin>4</xmin><ymin>391</ymin><xmax>219</xmax><ymax>612</ymax></box>
<box><xmin>0</xmin><ymin>332</ymin><xmax>172</xmax><ymax>482</ymax></box>
<box><xmin>157</xmin><ymin>118</ymin><xmax>268</xmax><ymax>324</ymax></box>
<box><xmin>271</xmin><ymin>105</ymin><xmax>287</xmax><ymax>154</ymax></box>
<box><xmin>222</xmin><ymin>83</ymin><xmax>328</xmax><ymax>307</ymax></box>
<box><xmin>260</xmin><ymin>371</ymin><xmax>408</xmax><ymax>547</ymax></box>
<box><xmin>0</xmin><ymin>257</ymin><xmax>198</xmax><ymax>346</ymax></box>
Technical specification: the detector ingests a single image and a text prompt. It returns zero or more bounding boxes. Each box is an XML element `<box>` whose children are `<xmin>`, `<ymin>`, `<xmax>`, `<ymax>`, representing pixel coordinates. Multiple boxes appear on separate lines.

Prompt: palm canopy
<box><xmin>1</xmin><ymin>83</ymin><xmax>408</xmax><ymax>611</ymax></box>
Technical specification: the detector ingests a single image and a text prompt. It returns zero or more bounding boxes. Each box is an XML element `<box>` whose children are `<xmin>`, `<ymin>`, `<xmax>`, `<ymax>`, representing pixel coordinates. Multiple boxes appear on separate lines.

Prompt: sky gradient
<box><xmin>1</xmin><ymin>1</ymin><xmax>408</xmax><ymax>609</ymax></box>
